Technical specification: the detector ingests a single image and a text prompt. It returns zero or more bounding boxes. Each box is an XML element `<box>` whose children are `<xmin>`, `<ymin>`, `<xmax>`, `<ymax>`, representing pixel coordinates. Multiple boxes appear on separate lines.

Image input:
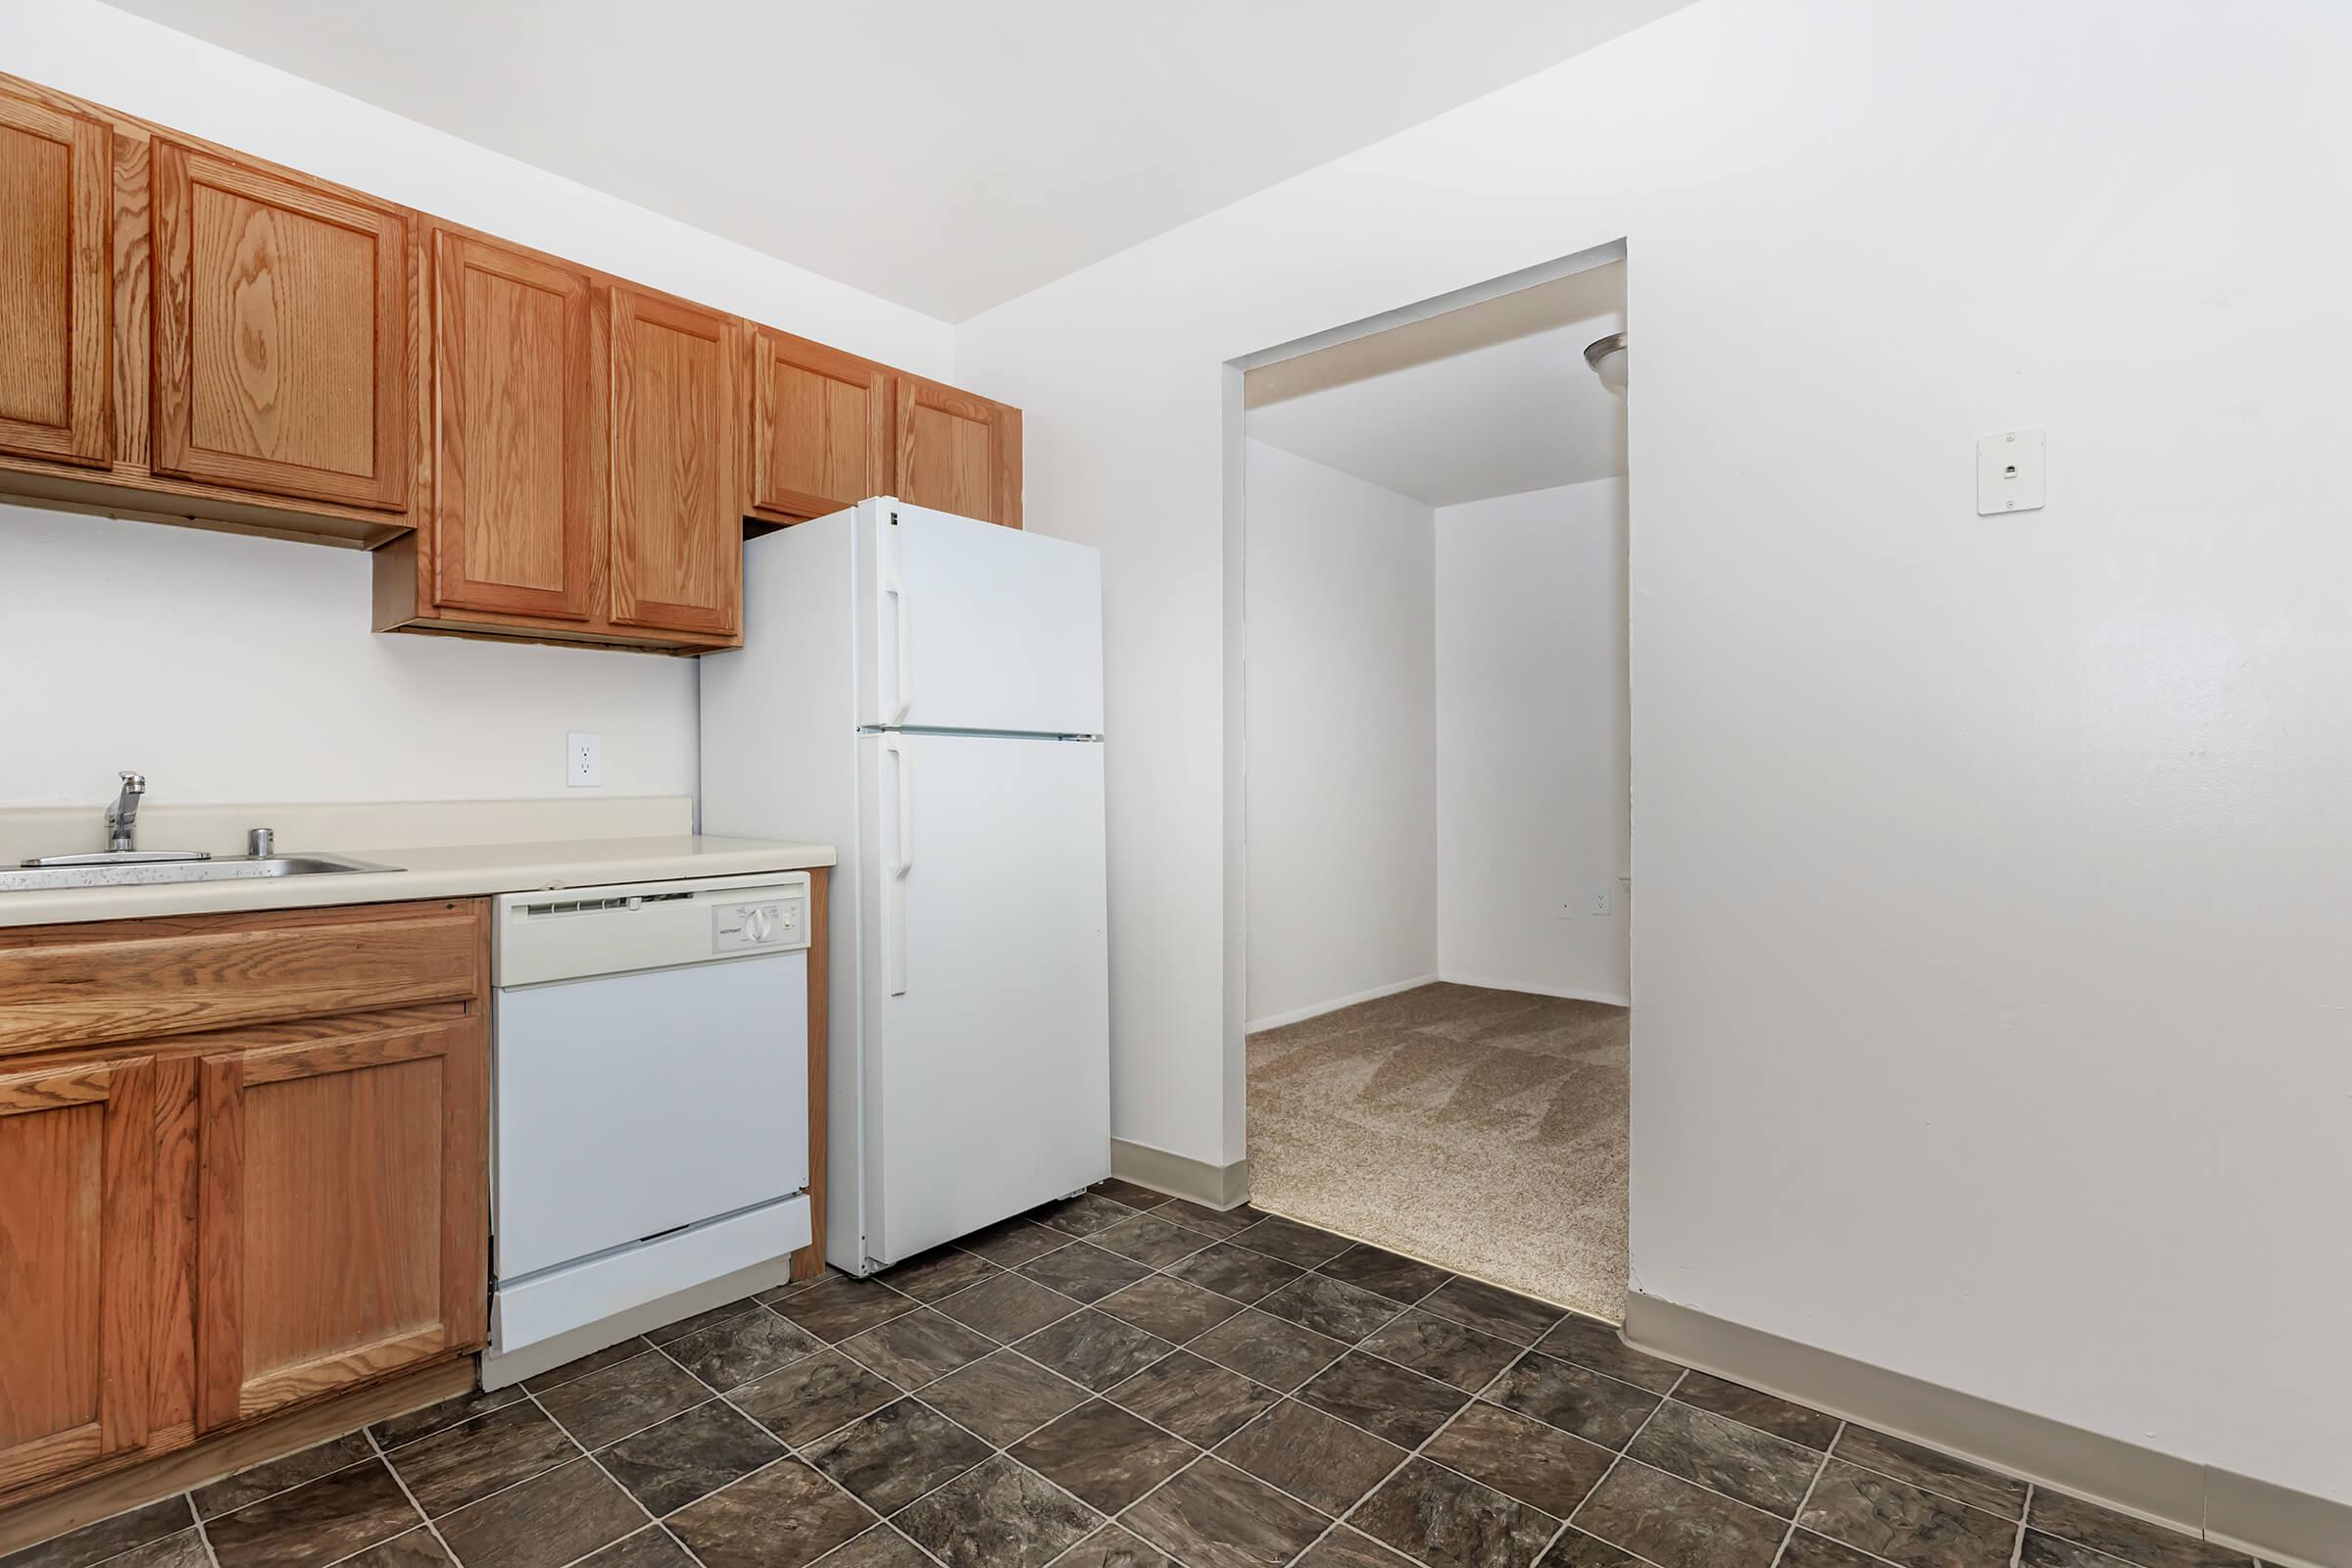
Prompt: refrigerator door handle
<box><xmin>881</xmin><ymin>524</ymin><xmax>913</xmax><ymax>724</ymax></box>
<box><xmin>883</xmin><ymin>734</ymin><xmax>912</xmax><ymax>996</ymax></box>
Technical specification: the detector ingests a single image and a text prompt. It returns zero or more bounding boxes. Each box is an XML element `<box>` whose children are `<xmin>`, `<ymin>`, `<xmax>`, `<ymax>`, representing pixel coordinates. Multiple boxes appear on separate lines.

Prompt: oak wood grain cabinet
<box><xmin>745</xmin><ymin>325</ymin><xmax>891</xmax><ymax>526</ymax></box>
<box><xmin>610</xmin><ymin>283</ymin><xmax>741</xmax><ymax>638</ymax></box>
<box><xmin>150</xmin><ymin>139</ymin><xmax>410</xmax><ymax>512</ymax></box>
<box><xmin>0</xmin><ymin>87</ymin><xmax>113</xmax><ymax>468</ymax></box>
<box><xmin>896</xmin><ymin>373</ymin><xmax>1022</xmax><ymax>529</ymax></box>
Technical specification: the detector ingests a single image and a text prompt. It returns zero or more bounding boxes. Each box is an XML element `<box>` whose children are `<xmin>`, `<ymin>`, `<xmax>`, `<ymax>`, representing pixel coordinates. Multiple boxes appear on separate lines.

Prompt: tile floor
<box><xmin>3</xmin><ymin>1189</ymin><xmax>2273</xmax><ymax>1568</ymax></box>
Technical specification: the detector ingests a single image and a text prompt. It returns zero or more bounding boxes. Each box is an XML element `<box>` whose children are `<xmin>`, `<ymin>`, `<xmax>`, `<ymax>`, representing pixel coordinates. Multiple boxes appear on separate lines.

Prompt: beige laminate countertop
<box><xmin>0</xmin><ymin>832</ymin><xmax>836</xmax><ymax>928</ymax></box>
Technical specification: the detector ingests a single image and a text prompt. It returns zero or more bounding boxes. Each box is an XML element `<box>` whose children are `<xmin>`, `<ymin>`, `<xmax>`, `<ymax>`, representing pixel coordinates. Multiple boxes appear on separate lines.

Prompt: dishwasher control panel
<box><xmin>713</xmin><ymin>894</ymin><xmax>806</xmax><ymax>954</ymax></box>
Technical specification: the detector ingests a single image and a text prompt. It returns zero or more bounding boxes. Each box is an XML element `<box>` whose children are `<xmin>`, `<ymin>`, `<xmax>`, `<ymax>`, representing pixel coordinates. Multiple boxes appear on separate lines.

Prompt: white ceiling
<box><xmin>103</xmin><ymin>0</ymin><xmax>1690</xmax><ymax>322</ymax></box>
<box><xmin>1245</xmin><ymin>261</ymin><xmax>1627</xmax><ymax>508</ymax></box>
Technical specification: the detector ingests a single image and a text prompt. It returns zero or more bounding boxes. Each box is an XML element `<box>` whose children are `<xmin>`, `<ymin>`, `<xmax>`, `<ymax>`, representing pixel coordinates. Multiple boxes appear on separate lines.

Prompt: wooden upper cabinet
<box><xmin>608</xmin><ymin>284</ymin><xmax>739</xmax><ymax>638</ymax></box>
<box><xmin>195</xmin><ymin>1013</ymin><xmax>487</xmax><ymax>1432</ymax></box>
<box><xmin>150</xmin><ymin>139</ymin><xmax>409</xmax><ymax>511</ymax></box>
<box><xmin>429</xmin><ymin>228</ymin><xmax>600</xmax><ymax>620</ymax></box>
<box><xmin>896</xmin><ymin>374</ymin><xmax>1021</xmax><ymax>528</ymax></box>
<box><xmin>0</xmin><ymin>89</ymin><xmax>112</xmax><ymax>467</ymax></box>
<box><xmin>0</xmin><ymin>1054</ymin><xmax>155</xmax><ymax>1492</ymax></box>
<box><xmin>746</xmin><ymin>325</ymin><xmax>890</xmax><ymax>524</ymax></box>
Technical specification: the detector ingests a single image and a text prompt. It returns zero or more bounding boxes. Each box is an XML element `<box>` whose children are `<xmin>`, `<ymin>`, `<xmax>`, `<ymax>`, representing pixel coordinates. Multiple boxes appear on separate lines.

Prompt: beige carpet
<box><xmin>1246</xmin><ymin>981</ymin><xmax>1629</xmax><ymax>1321</ymax></box>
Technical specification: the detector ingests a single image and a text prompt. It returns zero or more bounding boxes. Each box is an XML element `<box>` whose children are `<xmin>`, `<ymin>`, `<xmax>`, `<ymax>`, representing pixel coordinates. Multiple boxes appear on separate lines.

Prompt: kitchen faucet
<box><xmin>107</xmin><ymin>771</ymin><xmax>146</xmax><ymax>853</ymax></box>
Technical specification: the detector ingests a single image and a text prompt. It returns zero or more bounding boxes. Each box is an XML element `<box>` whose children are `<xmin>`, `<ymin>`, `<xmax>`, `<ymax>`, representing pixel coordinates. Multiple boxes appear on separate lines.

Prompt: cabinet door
<box><xmin>195</xmin><ymin>1016</ymin><xmax>486</xmax><ymax>1432</ymax></box>
<box><xmin>0</xmin><ymin>89</ymin><xmax>112</xmax><ymax>467</ymax></box>
<box><xmin>431</xmin><ymin>228</ymin><xmax>599</xmax><ymax>620</ymax></box>
<box><xmin>609</xmin><ymin>285</ymin><xmax>740</xmax><ymax>637</ymax></box>
<box><xmin>151</xmin><ymin>139</ymin><xmax>410</xmax><ymax>511</ymax></box>
<box><xmin>746</xmin><ymin>325</ymin><xmax>889</xmax><ymax>523</ymax></box>
<box><xmin>895</xmin><ymin>375</ymin><xmax>1021</xmax><ymax>529</ymax></box>
<box><xmin>0</xmin><ymin>1054</ymin><xmax>154</xmax><ymax>1492</ymax></box>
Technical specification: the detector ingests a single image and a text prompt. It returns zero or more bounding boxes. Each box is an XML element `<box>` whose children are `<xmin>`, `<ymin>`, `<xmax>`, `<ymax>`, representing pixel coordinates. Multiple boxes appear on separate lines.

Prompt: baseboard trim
<box><xmin>1245</xmin><ymin>974</ymin><xmax>1438</xmax><ymax>1034</ymax></box>
<box><xmin>1110</xmin><ymin>1138</ymin><xmax>1250</xmax><ymax>1209</ymax></box>
<box><xmin>1622</xmin><ymin>1293</ymin><xmax>2347</xmax><ymax>1568</ymax></box>
<box><xmin>1436</xmin><ymin>973</ymin><xmax>1630</xmax><ymax>1006</ymax></box>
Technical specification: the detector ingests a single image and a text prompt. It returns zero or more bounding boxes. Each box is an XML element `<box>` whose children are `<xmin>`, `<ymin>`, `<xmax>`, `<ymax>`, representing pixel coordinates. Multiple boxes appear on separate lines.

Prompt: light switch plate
<box><xmin>566</xmin><ymin>731</ymin><xmax>602</xmax><ymax>788</ymax></box>
<box><xmin>1977</xmin><ymin>429</ymin><xmax>2046</xmax><ymax>514</ymax></box>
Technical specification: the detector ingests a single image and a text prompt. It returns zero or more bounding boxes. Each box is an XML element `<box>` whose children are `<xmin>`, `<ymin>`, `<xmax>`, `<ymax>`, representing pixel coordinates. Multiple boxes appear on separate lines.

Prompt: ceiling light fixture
<box><xmin>1584</xmin><ymin>331</ymin><xmax>1628</xmax><ymax>396</ymax></box>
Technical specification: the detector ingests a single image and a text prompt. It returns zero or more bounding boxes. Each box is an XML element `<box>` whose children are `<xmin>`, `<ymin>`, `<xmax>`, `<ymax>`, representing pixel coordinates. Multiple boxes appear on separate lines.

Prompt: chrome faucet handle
<box><xmin>247</xmin><ymin>826</ymin><xmax>274</xmax><ymax>858</ymax></box>
<box><xmin>107</xmin><ymin>771</ymin><xmax>146</xmax><ymax>853</ymax></box>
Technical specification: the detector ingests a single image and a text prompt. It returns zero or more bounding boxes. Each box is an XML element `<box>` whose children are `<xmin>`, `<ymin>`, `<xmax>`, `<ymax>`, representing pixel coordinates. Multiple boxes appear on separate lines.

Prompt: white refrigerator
<box><xmin>701</xmin><ymin>498</ymin><xmax>1109</xmax><ymax>1274</ymax></box>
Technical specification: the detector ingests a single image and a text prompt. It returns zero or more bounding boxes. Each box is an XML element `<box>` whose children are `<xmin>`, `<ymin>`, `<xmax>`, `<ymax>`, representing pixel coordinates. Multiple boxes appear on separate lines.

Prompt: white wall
<box><xmin>1242</xmin><ymin>440</ymin><xmax>1436</xmax><ymax>1029</ymax></box>
<box><xmin>0</xmin><ymin>2</ymin><xmax>952</xmax><ymax>810</ymax></box>
<box><xmin>1436</xmin><ymin>480</ymin><xmax>1628</xmax><ymax>1002</ymax></box>
<box><xmin>958</xmin><ymin>0</ymin><xmax>2352</xmax><ymax>1508</ymax></box>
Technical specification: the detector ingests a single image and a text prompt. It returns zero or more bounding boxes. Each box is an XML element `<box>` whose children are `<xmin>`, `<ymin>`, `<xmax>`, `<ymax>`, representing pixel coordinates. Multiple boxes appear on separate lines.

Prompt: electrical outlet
<box><xmin>566</xmin><ymin>731</ymin><xmax>603</xmax><ymax>788</ymax></box>
<box><xmin>1592</xmin><ymin>888</ymin><xmax>1612</xmax><ymax>916</ymax></box>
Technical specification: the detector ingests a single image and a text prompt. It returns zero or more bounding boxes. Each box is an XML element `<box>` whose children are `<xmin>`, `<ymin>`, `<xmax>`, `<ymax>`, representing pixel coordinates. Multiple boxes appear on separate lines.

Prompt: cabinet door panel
<box><xmin>0</xmin><ymin>1055</ymin><xmax>154</xmax><ymax>1492</ymax></box>
<box><xmin>432</xmin><ymin>229</ymin><xmax>599</xmax><ymax>619</ymax></box>
<box><xmin>896</xmin><ymin>376</ymin><xmax>1020</xmax><ymax>529</ymax></box>
<box><xmin>152</xmin><ymin>140</ymin><xmax>409</xmax><ymax>510</ymax></box>
<box><xmin>610</xmin><ymin>286</ymin><xmax>738</xmax><ymax>635</ymax></box>
<box><xmin>0</xmin><ymin>89</ymin><xmax>111</xmax><ymax>466</ymax></box>
<box><xmin>196</xmin><ymin>1017</ymin><xmax>485</xmax><ymax>1431</ymax></box>
<box><xmin>748</xmin><ymin>326</ymin><xmax>888</xmax><ymax>523</ymax></box>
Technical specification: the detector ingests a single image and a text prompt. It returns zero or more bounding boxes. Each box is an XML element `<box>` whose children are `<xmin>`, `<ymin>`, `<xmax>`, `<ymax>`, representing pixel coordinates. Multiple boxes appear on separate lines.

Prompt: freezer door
<box><xmin>859</xmin><ymin>501</ymin><xmax>1104</xmax><ymax>734</ymax></box>
<box><xmin>856</xmin><ymin>730</ymin><xmax>1109</xmax><ymax>1267</ymax></box>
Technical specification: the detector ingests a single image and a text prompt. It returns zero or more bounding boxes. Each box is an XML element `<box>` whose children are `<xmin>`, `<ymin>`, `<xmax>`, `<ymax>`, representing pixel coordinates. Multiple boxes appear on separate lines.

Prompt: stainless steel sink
<box><xmin>0</xmin><ymin>853</ymin><xmax>402</xmax><ymax>894</ymax></box>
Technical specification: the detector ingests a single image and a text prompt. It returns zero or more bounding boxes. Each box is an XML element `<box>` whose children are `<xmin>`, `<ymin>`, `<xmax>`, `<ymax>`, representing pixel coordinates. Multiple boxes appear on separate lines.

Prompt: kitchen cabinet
<box><xmin>745</xmin><ymin>325</ymin><xmax>891</xmax><ymax>525</ymax></box>
<box><xmin>0</xmin><ymin>88</ymin><xmax>113</xmax><ymax>468</ymax></box>
<box><xmin>609</xmin><ymin>283</ymin><xmax>741</xmax><ymax>638</ymax></box>
<box><xmin>150</xmin><ymin>138</ymin><xmax>411</xmax><ymax>512</ymax></box>
<box><xmin>897</xmin><ymin>374</ymin><xmax>1022</xmax><ymax>529</ymax></box>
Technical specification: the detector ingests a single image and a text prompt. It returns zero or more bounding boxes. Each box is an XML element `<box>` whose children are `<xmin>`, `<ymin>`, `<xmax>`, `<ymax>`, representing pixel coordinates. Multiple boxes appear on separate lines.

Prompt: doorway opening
<box><xmin>1237</xmin><ymin>255</ymin><xmax>1631</xmax><ymax>1319</ymax></box>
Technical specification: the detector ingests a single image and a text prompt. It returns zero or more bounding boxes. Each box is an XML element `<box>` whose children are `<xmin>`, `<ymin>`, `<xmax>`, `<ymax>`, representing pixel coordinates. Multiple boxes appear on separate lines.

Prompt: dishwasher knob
<box><xmin>745</xmin><ymin>906</ymin><xmax>773</xmax><ymax>944</ymax></box>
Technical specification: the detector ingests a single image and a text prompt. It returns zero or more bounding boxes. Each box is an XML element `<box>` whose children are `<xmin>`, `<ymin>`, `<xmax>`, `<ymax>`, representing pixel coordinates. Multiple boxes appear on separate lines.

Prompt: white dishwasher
<box><xmin>483</xmin><ymin>871</ymin><xmax>812</xmax><ymax>1388</ymax></box>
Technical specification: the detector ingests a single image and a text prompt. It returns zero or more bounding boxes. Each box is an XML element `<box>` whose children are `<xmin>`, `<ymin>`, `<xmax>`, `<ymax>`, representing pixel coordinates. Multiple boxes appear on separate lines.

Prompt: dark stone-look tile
<box><xmin>525</xmin><ymin>1337</ymin><xmax>655</xmax><ymax>1394</ymax></box>
<box><xmin>936</xmin><ymin>1272</ymin><xmax>1084</xmax><ymax>1341</ymax></box>
<box><xmin>1091</xmin><ymin>1178</ymin><xmax>1174</xmax><ymax>1210</ymax></box>
<box><xmin>598</xmin><ymin>1399</ymin><xmax>785</xmax><ymax>1516</ymax></box>
<box><xmin>1215</xmin><ymin>1396</ymin><xmax>1403</xmax><ymax>1516</ymax></box>
<box><xmin>572</xmin><ymin>1529</ymin><xmax>695</xmax><ymax>1568</ymax></box>
<box><xmin>810</xmin><ymin>1528</ymin><xmax>933</xmax><ymax>1568</ymax></box>
<box><xmin>195</xmin><ymin>1430</ymin><xmax>377</xmax><ymax>1517</ymax></box>
<box><xmin>1539</xmin><ymin>1529</ymin><xmax>1643</xmax><ymax>1568</ymax></box>
<box><xmin>537</xmin><ymin>1350</ymin><xmax>710</xmax><ymax>1448</ymax></box>
<box><xmin>386</xmin><ymin>1400</ymin><xmax>578</xmax><ymax>1516</ymax></box>
<box><xmin>917</xmin><ymin>1348</ymin><xmax>1091</xmax><ymax>1446</ymax></box>
<box><xmin>667</xmin><ymin>1459</ymin><xmax>875</xmax><ymax>1568</ymax></box>
<box><xmin>1164</xmin><ymin>1242</ymin><xmax>1306</xmax><ymax>1304</ymax></box>
<box><xmin>1155</xmin><ymin>1200</ymin><xmax>1264</xmax><ymax>1240</ymax></box>
<box><xmin>773</xmin><ymin>1273</ymin><xmax>919</xmax><ymax>1343</ymax></box>
<box><xmin>1090</xmin><ymin>1212</ymin><xmax>1217</xmax><ymax>1268</ymax></box>
<box><xmin>1352</xmin><ymin>1456</ymin><xmax>1561</xmax><ymax>1568</ymax></box>
<box><xmin>1038</xmin><ymin>1192</ymin><xmax>1145</xmax><ymax>1237</ymax></box>
<box><xmin>955</xmin><ymin>1219</ymin><xmax>1070</xmax><ymax>1267</ymax></box>
<box><xmin>1230</xmin><ymin>1214</ymin><xmax>1352</xmax><ymax>1268</ymax></box>
<box><xmin>1055</xmin><ymin>1525</ymin><xmax>1181</xmax><ymax>1567</ymax></box>
<box><xmin>648</xmin><ymin>1296</ymin><xmax>762</xmax><ymax>1347</ymax></box>
<box><xmin>372</xmin><ymin>1385</ymin><xmax>530</xmax><ymax>1450</ymax></box>
<box><xmin>2027</xmin><ymin>1491</ymin><xmax>2243</xmax><ymax>1568</ymax></box>
<box><xmin>2021</xmin><ymin>1531</ymin><xmax>2140</xmax><ymax>1568</ymax></box>
<box><xmin>803</xmin><ymin>1399</ymin><xmax>993</xmax><ymax>1514</ymax></box>
<box><xmin>0</xmin><ymin>1503</ymin><xmax>198</xmax><ymax>1568</ymax></box>
<box><xmin>1670</xmin><ymin>1372</ymin><xmax>1839</xmax><ymax>1451</ymax></box>
<box><xmin>666</xmin><ymin>1306</ymin><xmax>826</xmax><ymax>1391</ymax></box>
<box><xmin>1257</xmin><ymin>1272</ymin><xmax>1402</xmax><ymax>1344</ymax></box>
<box><xmin>1423</xmin><ymin>1399</ymin><xmax>1613</xmax><ymax>1517</ymax></box>
<box><xmin>1296</xmin><ymin>1351</ymin><xmax>1469</xmax><ymax>1447</ymax></box>
<box><xmin>1776</xmin><ymin>1532</ymin><xmax>1893</xmax><ymax>1568</ymax></box>
<box><xmin>1488</xmin><ymin>1350</ymin><xmax>1661</xmax><ymax>1448</ymax></box>
<box><xmin>1108</xmin><ymin>1349</ymin><xmax>1283</xmax><ymax>1446</ymax></box>
<box><xmin>1835</xmin><ymin>1427</ymin><xmax>2027</xmax><ymax>1519</ymax></box>
<box><xmin>205</xmin><ymin>1459</ymin><xmax>420</xmax><ymax>1568</ymax></box>
<box><xmin>877</xmin><ymin>1247</ymin><xmax>1003</xmax><ymax>1305</ymax></box>
<box><xmin>894</xmin><ymin>1454</ymin><xmax>1101</xmax><ymax>1568</ymax></box>
<box><xmin>1317</xmin><ymin>1244</ymin><xmax>1452</xmax><ymax>1305</ymax></box>
<box><xmin>1358</xmin><ymin>1310</ymin><xmax>1521</xmax><ymax>1393</ymax></box>
<box><xmin>339</xmin><ymin>1529</ymin><xmax>455</xmax><ymax>1568</ymax></box>
<box><xmin>1628</xmin><ymin>1398</ymin><xmax>1824</xmax><ymax>1517</ymax></box>
<box><xmin>436</xmin><ymin>1458</ymin><xmax>644</xmax><ymax>1568</ymax></box>
<box><xmin>756</xmin><ymin>1268</ymin><xmax>838</xmax><ymax>1304</ymax></box>
<box><xmin>1298</xmin><ymin>1529</ymin><xmax>1421</xmax><ymax>1568</ymax></box>
<box><xmin>1009</xmin><ymin>1399</ymin><xmax>1199</xmax><ymax>1513</ymax></box>
<box><xmin>1122</xmin><ymin>1458</ymin><xmax>1329</xmax><ymax>1568</ymax></box>
<box><xmin>731</xmin><ymin>1349</ymin><xmax>903</xmax><ymax>1446</ymax></box>
<box><xmin>1016</xmin><ymin>1307</ymin><xmax>1176</xmax><ymax>1392</ymax></box>
<box><xmin>1534</xmin><ymin>1315</ymin><xmax>1684</xmax><ymax>1394</ymax></box>
<box><xmin>1798</xmin><ymin>1460</ymin><xmax>2018</xmax><ymax>1568</ymax></box>
<box><xmin>1188</xmin><ymin>1307</ymin><xmax>1350</xmax><ymax>1391</ymax></box>
<box><xmin>1575</xmin><ymin>1460</ymin><xmax>1788</xmax><ymax>1568</ymax></box>
<box><xmin>1096</xmin><ymin>1274</ymin><xmax>1245</xmax><ymax>1343</ymax></box>
<box><xmin>838</xmin><ymin>1307</ymin><xmax>998</xmax><ymax>1390</ymax></box>
<box><xmin>99</xmin><ymin>1533</ymin><xmax>208</xmax><ymax>1568</ymax></box>
<box><xmin>1015</xmin><ymin>1241</ymin><xmax>1155</xmax><ymax>1304</ymax></box>
<box><xmin>1417</xmin><ymin>1278</ymin><xmax>1565</xmax><ymax>1347</ymax></box>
